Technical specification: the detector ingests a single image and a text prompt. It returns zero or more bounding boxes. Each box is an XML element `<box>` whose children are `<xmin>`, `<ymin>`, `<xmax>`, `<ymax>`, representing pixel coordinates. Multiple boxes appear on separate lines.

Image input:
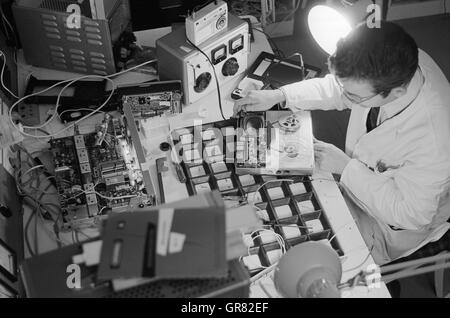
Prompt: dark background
<box><xmin>129</xmin><ymin>0</ymin><xmax>209</xmax><ymax>30</ymax></box>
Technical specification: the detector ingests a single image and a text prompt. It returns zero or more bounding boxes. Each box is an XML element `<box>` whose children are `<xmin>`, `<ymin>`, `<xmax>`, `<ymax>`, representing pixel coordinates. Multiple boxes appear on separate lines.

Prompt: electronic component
<box><xmin>189</xmin><ymin>165</ymin><xmax>206</xmax><ymax>178</ymax></box>
<box><xmin>259</xmin><ymin>231</ymin><xmax>277</xmax><ymax>245</ymax></box>
<box><xmin>281</xmin><ymin>226</ymin><xmax>302</xmax><ymax>240</ymax></box>
<box><xmin>185</xmin><ymin>0</ymin><xmax>228</xmax><ymax>46</ymax></box>
<box><xmin>49</xmin><ymin>114</ymin><xmax>155</xmax><ymax>231</ymax></box>
<box><xmin>239</xmin><ymin>175</ymin><xmax>255</xmax><ymax>187</ymax></box>
<box><xmin>306</xmin><ymin>219</ymin><xmax>324</xmax><ymax>234</ymax></box>
<box><xmin>297</xmin><ymin>200</ymin><xmax>316</xmax><ymax>214</ymax></box>
<box><xmin>155</xmin><ymin>117</ymin><xmax>343</xmax><ymax>277</ymax></box>
<box><xmin>290</xmin><ymin>182</ymin><xmax>308</xmax><ymax>196</ymax></box>
<box><xmin>274</xmin><ymin>205</ymin><xmax>293</xmax><ymax>219</ymax></box>
<box><xmin>235</xmin><ymin>111</ymin><xmax>315</xmax><ymax>175</ymax></box>
<box><xmin>157</xmin><ymin>14</ymin><xmax>249</xmax><ymax>104</ymax></box>
<box><xmin>118</xmin><ymin>81</ymin><xmax>182</xmax><ymax>119</ymax></box>
<box><xmin>211</xmin><ymin>161</ymin><xmax>228</xmax><ymax>173</ymax></box>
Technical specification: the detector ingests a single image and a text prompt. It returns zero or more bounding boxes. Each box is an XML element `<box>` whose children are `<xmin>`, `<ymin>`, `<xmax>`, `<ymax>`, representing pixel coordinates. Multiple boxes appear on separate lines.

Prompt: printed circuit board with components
<box><xmin>49</xmin><ymin>114</ymin><xmax>155</xmax><ymax>231</ymax></box>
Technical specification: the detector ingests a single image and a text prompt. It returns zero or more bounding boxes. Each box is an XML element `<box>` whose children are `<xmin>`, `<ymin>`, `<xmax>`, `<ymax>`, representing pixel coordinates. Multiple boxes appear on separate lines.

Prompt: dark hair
<box><xmin>328</xmin><ymin>21</ymin><xmax>418</xmax><ymax>98</ymax></box>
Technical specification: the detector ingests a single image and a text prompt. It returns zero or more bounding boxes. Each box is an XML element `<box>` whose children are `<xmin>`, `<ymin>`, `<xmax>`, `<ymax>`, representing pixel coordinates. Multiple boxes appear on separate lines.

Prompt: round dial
<box><xmin>194</xmin><ymin>72</ymin><xmax>212</xmax><ymax>93</ymax></box>
<box><xmin>216</xmin><ymin>14</ymin><xmax>226</xmax><ymax>30</ymax></box>
<box><xmin>222</xmin><ymin>58</ymin><xmax>239</xmax><ymax>76</ymax></box>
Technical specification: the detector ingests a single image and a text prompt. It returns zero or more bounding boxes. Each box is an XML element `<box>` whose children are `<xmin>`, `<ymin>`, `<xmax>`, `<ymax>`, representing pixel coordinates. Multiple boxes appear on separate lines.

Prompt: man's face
<box><xmin>335</xmin><ymin>77</ymin><xmax>396</xmax><ymax>108</ymax></box>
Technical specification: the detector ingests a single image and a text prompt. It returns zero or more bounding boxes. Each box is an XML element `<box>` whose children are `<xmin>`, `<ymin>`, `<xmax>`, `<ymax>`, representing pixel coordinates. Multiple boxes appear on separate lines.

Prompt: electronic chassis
<box><xmin>49</xmin><ymin>113</ymin><xmax>155</xmax><ymax>231</ymax></box>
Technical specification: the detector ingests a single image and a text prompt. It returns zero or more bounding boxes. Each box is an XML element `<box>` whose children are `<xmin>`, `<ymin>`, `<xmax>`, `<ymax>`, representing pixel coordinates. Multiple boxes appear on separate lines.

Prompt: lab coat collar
<box><xmin>379</xmin><ymin>67</ymin><xmax>424</xmax><ymax>124</ymax></box>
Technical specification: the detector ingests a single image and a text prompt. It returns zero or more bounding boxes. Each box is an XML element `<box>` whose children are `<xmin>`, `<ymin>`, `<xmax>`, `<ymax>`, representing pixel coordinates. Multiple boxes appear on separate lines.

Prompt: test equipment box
<box><xmin>185</xmin><ymin>0</ymin><xmax>228</xmax><ymax>46</ymax></box>
<box><xmin>156</xmin><ymin>13</ymin><xmax>249</xmax><ymax>105</ymax></box>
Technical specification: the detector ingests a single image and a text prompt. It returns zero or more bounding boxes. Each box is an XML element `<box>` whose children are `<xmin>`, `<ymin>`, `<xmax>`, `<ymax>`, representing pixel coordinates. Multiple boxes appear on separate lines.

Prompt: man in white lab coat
<box><xmin>233</xmin><ymin>22</ymin><xmax>450</xmax><ymax>265</ymax></box>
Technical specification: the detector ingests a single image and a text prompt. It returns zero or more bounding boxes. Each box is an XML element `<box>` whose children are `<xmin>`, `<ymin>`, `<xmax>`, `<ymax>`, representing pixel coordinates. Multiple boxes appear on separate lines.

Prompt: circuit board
<box><xmin>49</xmin><ymin>114</ymin><xmax>155</xmax><ymax>231</ymax></box>
<box><xmin>121</xmin><ymin>88</ymin><xmax>182</xmax><ymax>119</ymax></box>
<box><xmin>235</xmin><ymin>111</ymin><xmax>314</xmax><ymax>175</ymax></box>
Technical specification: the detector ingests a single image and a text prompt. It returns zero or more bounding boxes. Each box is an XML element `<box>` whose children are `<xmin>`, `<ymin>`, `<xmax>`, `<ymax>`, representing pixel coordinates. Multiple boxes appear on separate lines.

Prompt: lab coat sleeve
<box><xmin>280</xmin><ymin>74</ymin><xmax>348</xmax><ymax>111</ymax></box>
<box><xmin>340</xmin><ymin>159</ymin><xmax>445</xmax><ymax>230</ymax></box>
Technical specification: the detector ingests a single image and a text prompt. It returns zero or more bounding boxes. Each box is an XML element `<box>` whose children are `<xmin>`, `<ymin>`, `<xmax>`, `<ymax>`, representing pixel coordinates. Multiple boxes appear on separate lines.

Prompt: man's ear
<box><xmin>390</xmin><ymin>86</ymin><xmax>407</xmax><ymax>98</ymax></box>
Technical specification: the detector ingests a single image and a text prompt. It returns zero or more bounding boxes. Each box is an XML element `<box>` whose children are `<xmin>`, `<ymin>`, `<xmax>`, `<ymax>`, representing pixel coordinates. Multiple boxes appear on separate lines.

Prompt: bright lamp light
<box><xmin>307</xmin><ymin>5</ymin><xmax>353</xmax><ymax>55</ymax></box>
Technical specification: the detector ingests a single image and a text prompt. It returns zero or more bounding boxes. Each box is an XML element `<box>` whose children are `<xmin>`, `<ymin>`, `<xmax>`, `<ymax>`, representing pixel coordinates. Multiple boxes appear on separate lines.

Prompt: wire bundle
<box><xmin>0</xmin><ymin>49</ymin><xmax>157</xmax><ymax>140</ymax></box>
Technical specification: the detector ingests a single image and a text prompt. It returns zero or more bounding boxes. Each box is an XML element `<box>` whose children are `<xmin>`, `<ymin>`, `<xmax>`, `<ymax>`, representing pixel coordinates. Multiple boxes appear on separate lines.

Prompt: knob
<box><xmin>222</xmin><ymin>58</ymin><xmax>239</xmax><ymax>76</ymax></box>
<box><xmin>216</xmin><ymin>14</ymin><xmax>226</xmax><ymax>30</ymax></box>
<box><xmin>194</xmin><ymin>72</ymin><xmax>212</xmax><ymax>93</ymax></box>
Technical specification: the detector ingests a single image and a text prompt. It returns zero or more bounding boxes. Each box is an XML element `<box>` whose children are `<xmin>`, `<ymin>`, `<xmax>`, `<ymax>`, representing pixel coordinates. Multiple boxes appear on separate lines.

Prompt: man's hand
<box><xmin>314</xmin><ymin>138</ymin><xmax>351</xmax><ymax>175</ymax></box>
<box><xmin>232</xmin><ymin>89</ymin><xmax>286</xmax><ymax>117</ymax></box>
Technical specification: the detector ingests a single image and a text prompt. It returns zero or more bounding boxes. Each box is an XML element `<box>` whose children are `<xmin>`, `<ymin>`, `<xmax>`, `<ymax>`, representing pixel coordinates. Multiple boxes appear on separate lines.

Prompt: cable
<box><xmin>66</xmin><ymin>184</ymin><xmax>136</xmax><ymax>202</ymax></box>
<box><xmin>24</xmin><ymin>210</ymin><xmax>36</xmax><ymax>256</ymax></box>
<box><xmin>22</xmin><ymin>164</ymin><xmax>45</xmax><ymax>178</ymax></box>
<box><xmin>94</xmin><ymin>191</ymin><xmax>136</xmax><ymax>201</ymax></box>
<box><xmin>247</xmin><ymin>228</ymin><xmax>286</xmax><ymax>270</ymax></box>
<box><xmin>186</xmin><ymin>38</ymin><xmax>226</xmax><ymax>120</ymax></box>
<box><xmin>343</xmin><ymin>243</ymin><xmax>375</xmax><ymax>273</ymax></box>
<box><xmin>8</xmin><ymin>58</ymin><xmax>157</xmax><ymax>139</ymax></box>
<box><xmin>75</xmin><ymin>229</ymin><xmax>93</xmax><ymax>240</ymax></box>
<box><xmin>58</xmin><ymin>108</ymin><xmax>105</xmax><ymax>121</ymax></box>
<box><xmin>0</xmin><ymin>51</ymin><xmax>19</xmax><ymax>99</ymax></box>
<box><xmin>11</xmin><ymin>75</ymin><xmax>115</xmax><ymax>131</ymax></box>
<box><xmin>0</xmin><ymin>5</ymin><xmax>17</xmax><ymax>47</ymax></box>
<box><xmin>250</xmin><ymin>262</ymin><xmax>278</xmax><ymax>283</ymax></box>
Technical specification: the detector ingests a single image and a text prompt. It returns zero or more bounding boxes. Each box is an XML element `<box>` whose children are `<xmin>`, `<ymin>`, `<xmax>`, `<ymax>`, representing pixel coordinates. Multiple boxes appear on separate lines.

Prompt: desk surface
<box><xmin>13</xmin><ymin>27</ymin><xmax>390</xmax><ymax>298</ymax></box>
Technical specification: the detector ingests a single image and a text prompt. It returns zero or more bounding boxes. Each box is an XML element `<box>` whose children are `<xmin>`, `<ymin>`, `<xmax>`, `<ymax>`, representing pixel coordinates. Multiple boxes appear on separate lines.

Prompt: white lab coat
<box><xmin>280</xmin><ymin>49</ymin><xmax>450</xmax><ymax>264</ymax></box>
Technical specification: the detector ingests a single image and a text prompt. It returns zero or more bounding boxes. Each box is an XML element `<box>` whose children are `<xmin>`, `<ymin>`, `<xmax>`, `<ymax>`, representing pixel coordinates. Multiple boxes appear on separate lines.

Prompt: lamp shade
<box><xmin>274</xmin><ymin>241</ymin><xmax>342</xmax><ymax>298</ymax></box>
<box><xmin>307</xmin><ymin>4</ymin><xmax>352</xmax><ymax>55</ymax></box>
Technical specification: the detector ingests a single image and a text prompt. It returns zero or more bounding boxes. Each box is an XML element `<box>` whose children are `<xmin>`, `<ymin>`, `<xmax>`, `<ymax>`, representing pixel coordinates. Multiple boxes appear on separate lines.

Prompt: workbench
<box><xmin>11</xmin><ymin>25</ymin><xmax>390</xmax><ymax>298</ymax></box>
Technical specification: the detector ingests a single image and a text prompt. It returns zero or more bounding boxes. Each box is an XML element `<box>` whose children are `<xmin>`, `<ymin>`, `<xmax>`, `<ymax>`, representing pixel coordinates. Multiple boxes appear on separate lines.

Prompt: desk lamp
<box><xmin>274</xmin><ymin>241</ymin><xmax>450</xmax><ymax>298</ymax></box>
<box><xmin>307</xmin><ymin>0</ymin><xmax>382</xmax><ymax>55</ymax></box>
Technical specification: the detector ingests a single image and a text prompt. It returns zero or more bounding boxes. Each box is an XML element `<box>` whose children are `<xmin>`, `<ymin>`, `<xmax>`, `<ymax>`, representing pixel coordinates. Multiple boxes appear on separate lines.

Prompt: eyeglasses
<box><xmin>334</xmin><ymin>77</ymin><xmax>380</xmax><ymax>104</ymax></box>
